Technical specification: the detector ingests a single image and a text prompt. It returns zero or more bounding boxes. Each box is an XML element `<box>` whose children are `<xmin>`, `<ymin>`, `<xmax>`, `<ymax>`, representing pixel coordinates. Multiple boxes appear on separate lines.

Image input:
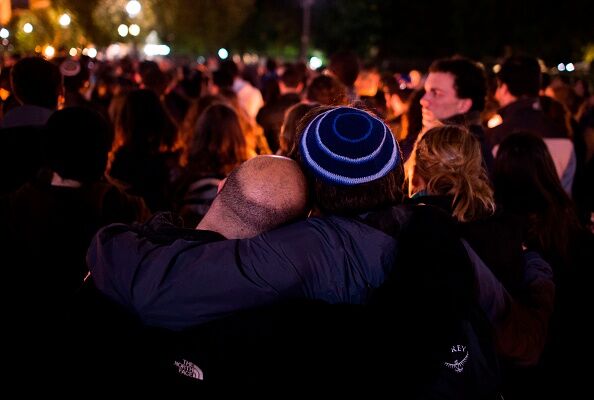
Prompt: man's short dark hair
<box><xmin>429</xmin><ymin>57</ymin><xmax>487</xmax><ymax>112</ymax></box>
<box><xmin>497</xmin><ymin>56</ymin><xmax>541</xmax><ymax>98</ymax></box>
<box><xmin>213</xmin><ymin>69</ymin><xmax>234</xmax><ymax>90</ymax></box>
<box><xmin>219</xmin><ymin>59</ymin><xmax>239</xmax><ymax>78</ymax></box>
<box><xmin>309</xmin><ymin>169</ymin><xmax>404</xmax><ymax>216</ymax></box>
<box><xmin>10</xmin><ymin>57</ymin><xmax>62</xmax><ymax>109</ymax></box>
<box><xmin>306</xmin><ymin>75</ymin><xmax>348</xmax><ymax>106</ymax></box>
<box><xmin>280</xmin><ymin>63</ymin><xmax>304</xmax><ymax>88</ymax></box>
<box><xmin>329</xmin><ymin>50</ymin><xmax>360</xmax><ymax>88</ymax></box>
<box><xmin>46</xmin><ymin>107</ymin><xmax>112</xmax><ymax>182</ymax></box>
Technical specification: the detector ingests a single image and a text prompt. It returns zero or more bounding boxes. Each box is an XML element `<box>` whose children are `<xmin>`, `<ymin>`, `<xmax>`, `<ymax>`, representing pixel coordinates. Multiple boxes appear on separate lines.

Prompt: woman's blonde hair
<box><xmin>409</xmin><ymin>125</ymin><xmax>495</xmax><ymax>222</ymax></box>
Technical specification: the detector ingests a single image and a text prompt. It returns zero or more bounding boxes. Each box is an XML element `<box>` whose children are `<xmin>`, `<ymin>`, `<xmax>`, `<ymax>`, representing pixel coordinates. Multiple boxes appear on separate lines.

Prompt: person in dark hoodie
<box><xmin>0</xmin><ymin>57</ymin><xmax>63</xmax><ymax>194</ymax></box>
<box><xmin>488</xmin><ymin>56</ymin><xmax>563</xmax><ymax>146</ymax></box>
<box><xmin>0</xmin><ymin>107</ymin><xmax>149</xmax><ymax>393</ymax></box>
<box><xmin>406</xmin><ymin>125</ymin><xmax>555</xmax><ymax>374</ymax></box>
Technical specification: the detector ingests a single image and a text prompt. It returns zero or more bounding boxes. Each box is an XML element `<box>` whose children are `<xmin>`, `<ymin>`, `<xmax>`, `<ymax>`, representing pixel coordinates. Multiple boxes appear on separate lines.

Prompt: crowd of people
<box><xmin>0</xmin><ymin>50</ymin><xmax>592</xmax><ymax>397</ymax></box>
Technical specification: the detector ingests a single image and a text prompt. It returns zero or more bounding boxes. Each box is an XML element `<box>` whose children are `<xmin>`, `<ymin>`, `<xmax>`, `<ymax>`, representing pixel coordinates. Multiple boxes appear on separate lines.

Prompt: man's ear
<box><xmin>458</xmin><ymin>98</ymin><xmax>472</xmax><ymax>114</ymax></box>
<box><xmin>217</xmin><ymin>178</ymin><xmax>227</xmax><ymax>194</ymax></box>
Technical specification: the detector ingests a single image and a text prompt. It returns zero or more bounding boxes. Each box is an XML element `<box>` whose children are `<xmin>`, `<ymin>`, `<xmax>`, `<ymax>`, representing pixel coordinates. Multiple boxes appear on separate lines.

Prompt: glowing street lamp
<box><xmin>129</xmin><ymin>24</ymin><xmax>140</xmax><ymax>37</ymax></box>
<box><xmin>118</xmin><ymin>24</ymin><xmax>129</xmax><ymax>37</ymax></box>
<box><xmin>23</xmin><ymin>23</ymin><xmax>33</xmax><ymax>33</ymax></box>
<box><xmin>44</xmin><ymin>45</ymin><xmax>56</xmax><ymax>58</ymax></box>
<box><xmin>309</xmin><ymin>56</ymin><xmax>322</xmax><ymax>70</ymax></box>
<box><xmin>59</xmin><ymin>13</ymin><xmax>71</xmax><ymax>27</ymax></box>
<box><xmin>126</xmin><ymin>1</ymin><xmax>142</xmax><ymax>18</ymax></box>
<box><xmin>0</xmin><ymin>28</ymin><xmax>9</xmax><ymax>39</ymax></box>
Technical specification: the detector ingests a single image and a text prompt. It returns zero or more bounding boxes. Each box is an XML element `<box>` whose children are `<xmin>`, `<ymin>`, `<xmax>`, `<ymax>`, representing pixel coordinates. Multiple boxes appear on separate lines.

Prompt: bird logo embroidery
<box><xmin>444</xmin><ymin>351</ymin><xmax>469</xmax><ymax>373</ymax></box>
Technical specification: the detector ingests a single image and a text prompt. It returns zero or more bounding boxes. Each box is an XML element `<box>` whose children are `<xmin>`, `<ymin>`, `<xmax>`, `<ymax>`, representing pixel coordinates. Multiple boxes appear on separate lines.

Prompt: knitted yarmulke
<box><xmin>299</xmin><ymin>107</ymin><xmax>401</xmax><ymax>186</ymax></box>
<box><xmin>60</xmin><ymin>59</ymin><xmax>81</xmax><ymax>77</ymax></box>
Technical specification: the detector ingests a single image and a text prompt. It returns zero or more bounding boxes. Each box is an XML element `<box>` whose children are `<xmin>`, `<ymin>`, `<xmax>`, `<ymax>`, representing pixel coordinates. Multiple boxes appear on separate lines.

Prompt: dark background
<box><xmin>57</xmin><ymin>0</ymin><xmax>594</xmax><ymax>66</ymax></box>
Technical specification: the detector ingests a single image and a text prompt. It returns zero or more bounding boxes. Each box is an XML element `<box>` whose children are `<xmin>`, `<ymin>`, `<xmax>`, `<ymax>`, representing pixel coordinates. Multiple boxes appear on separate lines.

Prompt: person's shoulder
<box><xmin>88</xmin><ymin>180</ymin><xmax>151</xmax><ymax>221</ymax></box>
<box><xmin>309</xmin><ymin>213</ymin><xmax>407</xmax><ymax>238</ymax></box>
<box><xmin>246</xmin><ymin>214</ymin><xmax>399</xmax><ymax>252</ymax></box>
<box><xmin>354</xmin><ymin>205</ymin><xmax>414</xmax><ymax>238</ymax></box>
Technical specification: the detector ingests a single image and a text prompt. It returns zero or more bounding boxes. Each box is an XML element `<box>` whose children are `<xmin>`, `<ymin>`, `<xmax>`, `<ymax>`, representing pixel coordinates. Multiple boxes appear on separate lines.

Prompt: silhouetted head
<box><xmin>11</xmin><ymin>57</ymin><xmax>62</xmax><ymax>109</ymax></box>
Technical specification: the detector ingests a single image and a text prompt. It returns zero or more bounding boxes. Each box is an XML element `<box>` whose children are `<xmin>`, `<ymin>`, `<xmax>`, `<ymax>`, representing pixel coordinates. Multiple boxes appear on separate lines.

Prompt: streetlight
<box><xmin>309</xmin><ymin>56</ymin><xmax>322</xmax><ymax>70</ymax></box>
<box><xmin>129</xmin><ymin>24</ymin><xmax>140</xmax><ymax>37</ymax></box>
<box><xmin>59</xmin><ymin>13</ymin><xmax>71</xmax><ymax>27</ymax></box>
<box><xmin>218</xmin><ymin>48</ymin><xmax>228</xmax><ymax>59</ymax></box>
<box><xmin>118</xmin><ymin>24</ymin><xmax>129</xmax><ymax>37</ymax></box>
<box><xmin>44</xmin><ymin>45</ymin><xmax>56</xmax><ymax>59</ymax></box>
<box><xmin>126</xmin><ymin>1</ymin><xmax>142</xmax><ymax>18</ymax></box>
<box><xmin>23</xmin><ymin>23</ymin><xmax>33</xmax><ymax>33</ymax></box>
<box><xmin>0</xmin><ymin>28</ymin><xmax>9</xmax><ymax>39</ymax></box>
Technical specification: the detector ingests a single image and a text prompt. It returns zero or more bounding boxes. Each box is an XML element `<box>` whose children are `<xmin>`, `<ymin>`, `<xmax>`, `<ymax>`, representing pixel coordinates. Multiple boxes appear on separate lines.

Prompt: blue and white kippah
<box><xmin>299</xmin><ymin>107</ymin><xmax>401</xmax><ymax>186</ymax></box>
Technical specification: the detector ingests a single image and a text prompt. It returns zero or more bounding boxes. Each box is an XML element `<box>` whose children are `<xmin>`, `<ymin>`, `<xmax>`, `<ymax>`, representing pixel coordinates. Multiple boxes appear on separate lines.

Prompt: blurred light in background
<box><xmin>0</xmin><ymin>28</ymin><xmax>9</xmax><ymax>39</ymax></box>
<box><xmin>242</xmin><ymin>53</ymin><xmax>259</xmax><ymax>64</ymax></box>
<box><xmin>59</xmin><ymin>13</ymin><xmax>71</xmax><ymax>27</ymax></box>
<box><xmin>144</xmin><ymin>44</ymin><xmax>170</xmax><ymax>56</ymax></box>
<box><xmin>23</xmin><ymin>23</ymin><xmax>33</xmax><ymax>33</ymax></box>
<box><xmin>69</xmin><ymin>47</ymin><xmax>77</xmax><ymax>56</ymax></box>
<box><xmin>487</xmin><ymin>114</ymin><xmax>503</xmax><ymax>129</ymax></box>
<box><xmin>118</xmin><ymin>24</ymin><xmax>128</xmax><ymax>37</ymax></box>
<box><xmin>309</xmin><ymin>56</ymin><xmax>322</xmax><ymax>70</ymax></box>
<box><xmin>44</xmin><ymin>45</ymin><xmax>55</xmax><ymax>58</ymax></box>
<box><xmin>126</xmin><ymin>1</ymin><xmax>142</xmax><ymax>18</ymax></box>
<box><xmin>566</xmin><ymin>63</ymin><xmax>575</xmax><ymax>72</ymax></box>
<box><xmin>557</xmin><ymin>63</ymin><xmax>565</xmax><ymax>72</ymax></box>
<box><xmin>129</xmin><ymin>24</ymin><xmax>140</xmax><ymax>36</ymax></box>
<box><xmin>218</xmin><ymin>48</ymin><xmax>228</xmax><ymax>59</ymax></box>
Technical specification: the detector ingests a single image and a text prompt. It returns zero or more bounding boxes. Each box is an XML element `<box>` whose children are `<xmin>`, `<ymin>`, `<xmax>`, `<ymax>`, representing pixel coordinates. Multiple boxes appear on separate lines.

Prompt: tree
<box><xmin>92</xmin><ymin>0</ymin><xmax>156</xmax><ymax>45</ymax></box>
<box><xmin>150</xmin><ymin>0</ymin><xmax>254</xmax><ymax>54</ymax></box>
<box><xmin>11</xmin><ymin>5</ymin><xmax>87</xmax><ymax>54</ymax></box>
<box><xmin>231</xmin><ymin>0</ymin><xmax>302</xmax><ymax>58</ymax></box>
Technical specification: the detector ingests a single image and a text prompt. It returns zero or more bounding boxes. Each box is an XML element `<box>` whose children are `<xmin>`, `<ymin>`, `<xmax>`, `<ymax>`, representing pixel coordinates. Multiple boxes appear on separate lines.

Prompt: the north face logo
<box><xmin>174</xmin><ymin>359</ymin><xmax>204</xmax><ymax>380</ymax></box>
<box><xmin>444</xmin><ymin>344</ymin><xmax>468</xmax><ymax>373</ymax></box>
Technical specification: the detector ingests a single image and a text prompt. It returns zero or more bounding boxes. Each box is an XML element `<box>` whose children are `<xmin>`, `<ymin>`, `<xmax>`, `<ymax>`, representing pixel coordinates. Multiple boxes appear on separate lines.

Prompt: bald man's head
<box><xmin>198</xmin><ymin>156</ymin><xmax>308</xmax><ymax>238</ymax></box>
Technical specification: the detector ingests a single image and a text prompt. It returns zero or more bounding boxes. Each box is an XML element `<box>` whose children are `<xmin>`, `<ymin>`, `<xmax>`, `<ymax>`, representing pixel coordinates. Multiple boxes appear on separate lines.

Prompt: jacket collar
<box><xmin>441</xmin><ymin>111</ymin><xmax>482</xmax><ymax>128</ymax></box>
<box><xmin>498</xmin><ymin>97</ymin><xmax>541</xmax><ymax>119</ymax></box>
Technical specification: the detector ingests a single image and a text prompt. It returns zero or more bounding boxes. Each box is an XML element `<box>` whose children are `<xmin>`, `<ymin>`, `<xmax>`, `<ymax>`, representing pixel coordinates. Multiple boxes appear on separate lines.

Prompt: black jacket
<box><xmin>488</xmin><ymin>98</ymin><xmax>563</xmax><ymax>146</ymax></box>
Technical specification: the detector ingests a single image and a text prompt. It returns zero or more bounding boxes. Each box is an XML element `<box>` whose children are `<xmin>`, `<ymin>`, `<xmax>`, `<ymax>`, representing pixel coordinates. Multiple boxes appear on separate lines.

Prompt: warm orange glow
<box><xmin>0</xmin><ymin>88</ymin><xmax>10</xmax><ymax>101</ymax></box>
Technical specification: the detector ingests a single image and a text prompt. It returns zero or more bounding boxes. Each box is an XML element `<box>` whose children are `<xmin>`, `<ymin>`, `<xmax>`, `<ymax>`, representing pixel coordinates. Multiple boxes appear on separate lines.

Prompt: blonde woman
<box><xmin>406</xmin><ymin>125</ymin><xmax>555</xmax><ymax>371</ymax></box>
<box><xmin>406</xmin><ymin>125</ymin><xmax>524</xmax><ymax>287</ymax></box>
<box><xmin>407</xmin><ymin>125</ymin><xmax>495</xmax><ymax>222</ymax></box>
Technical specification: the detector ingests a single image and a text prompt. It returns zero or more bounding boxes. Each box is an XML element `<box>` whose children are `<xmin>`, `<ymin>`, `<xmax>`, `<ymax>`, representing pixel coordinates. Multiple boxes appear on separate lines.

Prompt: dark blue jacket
<box><xmin>88</xmin><ymin>212</ymin><xmax>401</xmax><ymax>330</ymax></box>
<box><xmin>85</xmin><ymin>209</ymin><xmax>506</xmax><ymax>397</ymax></box>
